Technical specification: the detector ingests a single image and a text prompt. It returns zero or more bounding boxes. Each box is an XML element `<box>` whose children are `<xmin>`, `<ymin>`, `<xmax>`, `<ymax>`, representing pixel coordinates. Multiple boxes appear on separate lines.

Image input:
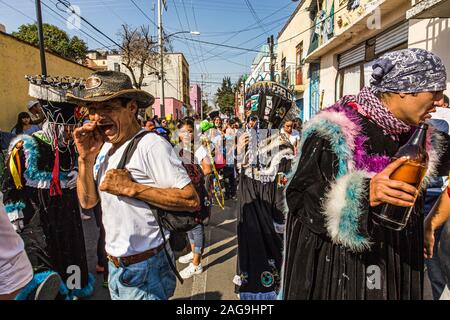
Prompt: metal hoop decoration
<box><xmin>204</xmin><ymin>137</ymin><xmax>225</xmax><ymax>210</ymax></box>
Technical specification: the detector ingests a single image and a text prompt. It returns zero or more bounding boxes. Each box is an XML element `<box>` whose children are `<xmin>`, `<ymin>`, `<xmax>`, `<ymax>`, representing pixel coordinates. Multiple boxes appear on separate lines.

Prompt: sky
<box><xmin>0</xmin><ymin>0</ymin><xmax>299</xmax><ymax>103</ymax></box>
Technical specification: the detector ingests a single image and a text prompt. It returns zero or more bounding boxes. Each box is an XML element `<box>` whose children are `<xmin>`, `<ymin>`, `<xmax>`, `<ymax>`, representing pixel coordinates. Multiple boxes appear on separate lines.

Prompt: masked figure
<box><xmin>2</xmin><ymin>76</ymin><xmax>94</xmax><ymax>300</ymax></box>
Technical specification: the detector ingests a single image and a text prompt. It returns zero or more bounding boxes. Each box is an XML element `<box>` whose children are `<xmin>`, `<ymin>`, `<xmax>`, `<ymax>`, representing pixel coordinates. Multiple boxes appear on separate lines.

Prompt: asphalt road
<box><xmin>81</xmin><ymin>200</ymin><xmax>433</xmax><ymax>300</ymax></box>
<box><xmin>82</xmin><ymin>200</ymin><xmax>239</xmax><ymax>300</ymax></box>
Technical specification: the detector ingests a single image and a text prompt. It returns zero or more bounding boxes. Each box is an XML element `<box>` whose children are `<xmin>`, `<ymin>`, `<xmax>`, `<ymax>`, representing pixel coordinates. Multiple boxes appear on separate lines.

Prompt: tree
<box><xmin>215</xmin><ymin>77</ymin><xmax>235</xmax><ymax>115</ymax></box>
<box><xmin>119</xmin><ymin>24</ymin><xmax>171</xmax><ymax>89</ymax></box>
<box><xmin>12</xmin><ymin>23</ymin><xmax>87</xmax><ymax>61</ymax></box>
<box><xmin>202</xmin><ymin>100</ymin><xmax>212</xmax><ymax>119</ymax></box>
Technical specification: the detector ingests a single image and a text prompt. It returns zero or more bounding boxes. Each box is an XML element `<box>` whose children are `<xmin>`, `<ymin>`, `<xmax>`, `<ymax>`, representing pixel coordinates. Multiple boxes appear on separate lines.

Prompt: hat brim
<box><xmin>66</xmin><ymin>89</ymin><xmax>155</xmax><ymax>109</ymax></box>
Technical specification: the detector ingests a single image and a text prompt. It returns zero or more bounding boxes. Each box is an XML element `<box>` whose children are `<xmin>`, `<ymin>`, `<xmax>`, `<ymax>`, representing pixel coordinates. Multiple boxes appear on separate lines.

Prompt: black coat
<box><xmin>283</xmin><ymin>111</ymin><xmax>449</xmax><ymax>300</ymax></box>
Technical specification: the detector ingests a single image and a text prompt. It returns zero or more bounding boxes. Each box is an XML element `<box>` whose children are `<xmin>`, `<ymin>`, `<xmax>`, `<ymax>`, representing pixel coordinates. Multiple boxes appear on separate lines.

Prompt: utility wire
<box><xmin>44</xmin><ymin>0</ymin><xmax>116</xmax><ymax>50</ymax></box>
<box><xmin>243</xmin><ymin>0</ymin><xmax>268</xmax><ymax>35</ymax></box>
<box><xmin>172</xmin><ymin>36</ymin><xmax>260</xmax><ymax>53</ymax></box>
<box><xmin>0</xmin><ymin>0</ymin><xmax>36</xmax><ymax>21</ymax></box>
<box><xmin>55</xmin><ymin>0</ymin><xmax>123</xmax><ymax>50</ymax></box>
<box><xmin>129</xmin><ymin>0</ymin><xmax>158</xmax><ymax>29</ymax></box>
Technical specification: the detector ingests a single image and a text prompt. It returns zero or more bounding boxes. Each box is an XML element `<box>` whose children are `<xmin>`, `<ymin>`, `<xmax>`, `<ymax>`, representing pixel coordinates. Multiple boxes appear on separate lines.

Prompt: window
<box><xmin>114</xmin><ymin>63</ymin><xmax>120</xmax><ymax>72</ymax></box>
<box><xmin>296</xmin><ymin>42</ymin><xmax>304</xmax><ymax>86</ymax></box>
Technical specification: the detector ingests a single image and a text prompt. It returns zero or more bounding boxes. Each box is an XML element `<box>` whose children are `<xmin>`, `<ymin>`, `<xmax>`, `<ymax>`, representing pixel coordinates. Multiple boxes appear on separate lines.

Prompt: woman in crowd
<box><xmin>281</xmin><ymin>120</ymin><xmax>300</xmax><ymax>154</ymax></box>
<box><xmin>176</xmin><ymin>117</ymin><xmax>213</xmax><ymax>279</ymax></box>
<box><xmin>11</xmin><ymin>112</ymin><xmax>40</xmax><ymax>136</ymax></box>
<box><xmin>283</xmin><ymin>48</ymin><xmax>448</xmax><ymax>300</ymax></box>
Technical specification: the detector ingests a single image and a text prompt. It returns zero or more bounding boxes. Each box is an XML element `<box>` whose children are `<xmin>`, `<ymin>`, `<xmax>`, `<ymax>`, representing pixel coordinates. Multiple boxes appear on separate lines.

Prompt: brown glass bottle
<box><xmin>372</xmin><ymin>123</ymin><xmax>429</xmax><ymax>231</ymax></box>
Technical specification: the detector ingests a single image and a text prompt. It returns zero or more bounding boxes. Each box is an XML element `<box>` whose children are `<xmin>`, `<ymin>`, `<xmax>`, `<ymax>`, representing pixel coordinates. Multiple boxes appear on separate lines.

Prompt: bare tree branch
<box><xmin>119</xmin><ymin>24</ymin><xmax>159</xmax><ymax>89</ymax></box>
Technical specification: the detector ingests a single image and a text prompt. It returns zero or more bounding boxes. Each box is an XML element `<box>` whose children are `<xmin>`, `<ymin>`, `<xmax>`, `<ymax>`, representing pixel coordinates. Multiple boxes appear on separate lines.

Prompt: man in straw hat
<box><xmin>69</xmin><ymin>71</ymin><xmax>199</xmax><ymax>300</ymax></box>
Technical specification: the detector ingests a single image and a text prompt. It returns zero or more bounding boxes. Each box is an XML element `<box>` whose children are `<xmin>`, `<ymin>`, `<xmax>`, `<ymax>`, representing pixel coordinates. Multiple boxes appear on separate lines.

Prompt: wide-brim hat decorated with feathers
<box><xmin>66</xmin><ymin>70</ymin><xmax>154</xmax><ymax>109</ymax></box>
<box><xmin>26</xmin><ymin>74</ymin><xmax>86</xmax><ymax>124</ymax></box>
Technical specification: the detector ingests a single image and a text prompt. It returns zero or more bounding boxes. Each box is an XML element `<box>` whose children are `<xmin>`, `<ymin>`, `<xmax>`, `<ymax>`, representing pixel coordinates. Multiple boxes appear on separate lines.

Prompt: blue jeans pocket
<box><xmin>118</xmin><ymin>261</ymin><xmax>149</xmax><ymax>288</ymax></box>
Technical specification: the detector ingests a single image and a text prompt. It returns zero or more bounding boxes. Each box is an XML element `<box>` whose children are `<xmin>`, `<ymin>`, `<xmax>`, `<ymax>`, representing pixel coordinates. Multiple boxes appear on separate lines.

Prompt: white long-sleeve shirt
<box><xmin>0</xmin><ymin>192</ymin><xmax>33</xmax><ymax>295</ymax></box>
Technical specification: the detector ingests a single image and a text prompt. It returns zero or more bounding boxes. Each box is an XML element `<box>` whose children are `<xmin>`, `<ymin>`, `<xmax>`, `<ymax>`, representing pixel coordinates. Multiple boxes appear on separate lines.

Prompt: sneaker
<box><xmin>178</xmin><ymin>251</ymin><xmax>194</xmax><ymax>264</ymax></box>
<box><xmin>34</xmin><ymin>273</ymin><xmax>62</xmax><ymax>300</ymax></box>
<box><xmin>179</xmin><ymin>263</ymin><xmax>203</xmax><ymax>279</ymax></box>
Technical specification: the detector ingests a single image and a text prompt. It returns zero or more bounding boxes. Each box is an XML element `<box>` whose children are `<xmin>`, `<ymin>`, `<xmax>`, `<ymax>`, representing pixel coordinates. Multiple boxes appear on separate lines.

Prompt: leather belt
<box><xmin>107</xmin><ymin>243</ymin><xmax>165</xmax><ymax>268</ymax></box>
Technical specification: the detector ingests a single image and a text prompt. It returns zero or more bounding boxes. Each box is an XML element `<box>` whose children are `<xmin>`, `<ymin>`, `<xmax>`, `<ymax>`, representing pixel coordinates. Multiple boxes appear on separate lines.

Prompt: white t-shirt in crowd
<box><xmin>0</xmin><ymin>192</ymin><xmax>33</xmax><ymax>295</ymax></box>
<box><xmin>281</xmin><ymin>128</ymin><xmax>300</xmax><ymax>147</ymax></box>
<box><xmin>94</xmin><ymin>130</ymin><xmax>192</xmax><ymax>258</ymax></box>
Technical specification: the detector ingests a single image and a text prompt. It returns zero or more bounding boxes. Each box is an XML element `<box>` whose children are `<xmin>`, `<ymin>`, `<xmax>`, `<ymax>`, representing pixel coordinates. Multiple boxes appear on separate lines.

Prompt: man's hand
<box><xmin>237</xmin><ymin>132</ymin><xmax>250</xmax><ymax>155</ymax></box>
<box><xmin>99</xmin><ymin>169</ymin><xmax>136</xmax><ymax>197</ymax></box>
<box><xmin>73</xmin><ymin>122</ymin><xmax>104</xmax><ymax>162</ymax></box>
<box><xmin>424</xmin><ymin>218</ymin><xmax>435</xmax><ymax>259</ymax></box>
<box><xmin>369</xmin><ymin>157</ymin><xmax>418</xmax><ymax>207</ymax></box>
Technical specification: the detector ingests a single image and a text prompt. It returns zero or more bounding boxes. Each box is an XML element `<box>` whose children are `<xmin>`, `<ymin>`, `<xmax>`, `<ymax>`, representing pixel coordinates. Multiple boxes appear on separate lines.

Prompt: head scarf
<box><xmin>370</xmin><ymin>48</ymin><xmax>447</xmax><ymax>94</ymax></box>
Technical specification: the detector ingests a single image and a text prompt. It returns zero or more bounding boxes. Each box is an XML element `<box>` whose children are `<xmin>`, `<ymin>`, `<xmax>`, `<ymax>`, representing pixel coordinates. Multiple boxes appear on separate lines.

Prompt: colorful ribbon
<box><xmin>9</xmin><ymin>145</ymin><xmax>23</xmax><ymax>190</ymax></box>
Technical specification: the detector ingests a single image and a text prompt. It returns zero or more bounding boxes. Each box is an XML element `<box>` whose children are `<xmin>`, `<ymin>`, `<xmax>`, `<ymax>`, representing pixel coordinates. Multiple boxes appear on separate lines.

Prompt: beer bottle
<box><xmin>372</xmin><ymin>123</ymin><xmax>429</xmax><ymax>231</ymax></box>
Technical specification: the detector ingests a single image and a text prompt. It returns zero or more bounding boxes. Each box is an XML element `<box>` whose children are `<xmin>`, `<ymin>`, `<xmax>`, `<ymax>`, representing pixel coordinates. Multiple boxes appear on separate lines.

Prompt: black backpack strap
<box><xmin>117</xmin><ymin>130</ymin><xmax>151</xmax><ymax>170</ymax></box>
<box><xmin>116</xmin><ymin>130</ymin><xmax>184</xmax><ymax>284</ymax></box>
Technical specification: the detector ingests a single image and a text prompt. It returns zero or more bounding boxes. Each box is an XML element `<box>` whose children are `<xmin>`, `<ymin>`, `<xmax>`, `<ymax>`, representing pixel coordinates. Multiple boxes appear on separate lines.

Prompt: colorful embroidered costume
<box><xmin>1</xmin><ymin>76</ymin><xmax>94</xmax><ymax>299</ymax></box>
<box><xmin>282</xmin><ymin>95</ymin><xmax>447</xmax><ymax>300</ymax></box>
<box><xmin>235</xmin><ymin>81</ymin><xmax>298</xmax><ymax>300</ymax></box>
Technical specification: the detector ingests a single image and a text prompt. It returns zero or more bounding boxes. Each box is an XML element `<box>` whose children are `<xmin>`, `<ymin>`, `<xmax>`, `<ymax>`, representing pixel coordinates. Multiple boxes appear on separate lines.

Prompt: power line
<box><xmin>129</xmin><ymin>0</ymin><xmax>158</xmax><ymax>29</ymax></box>
<box><xmin>187</xmin><ymin>3</ymin><xmax>294</xmax><ymax>66</ymax></box>
<box><xmin>190</xmin><ymin>0</ymin><xmax>209</xmax><ymax>76</ymax></box>
<box><xmin>172</xmin><ymin>0</ymin><xmax>200</xmax><ymax>73</ymax></box>
<box><xmin>243</xmin><ymin>0</ymin><xmax>268</xmax><ymax>35</ymax></box>
<box><xmin>55</xmin><ymin>0</ymin><xmax>123</xmax><ymax>50</ymax></box>
<box><xmin>180</xmin><ymin>0</ymin><xmax>205</xmax><ymax>74</ymax></box>
<box><xmin>0</xmin><ymin>0</ymin><xmax>36</xmax><ymax>21</ymax></box>
<box><xmin>172</xmin><ymin>36</ymin><xmax>260</xmax><ymax>53</ymax></box>
<box><xmin>43</xmin><ymin>0</ymin><xmax>115</xmax><ymax>50</ymax></box>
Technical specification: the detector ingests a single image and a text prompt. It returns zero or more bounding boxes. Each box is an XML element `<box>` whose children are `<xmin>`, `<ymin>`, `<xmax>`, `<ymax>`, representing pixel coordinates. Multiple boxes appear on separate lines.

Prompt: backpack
<box><xmin>116</xmin><ymin>130</ymin><xmax>210</xmax><ymax>283</ymax></box>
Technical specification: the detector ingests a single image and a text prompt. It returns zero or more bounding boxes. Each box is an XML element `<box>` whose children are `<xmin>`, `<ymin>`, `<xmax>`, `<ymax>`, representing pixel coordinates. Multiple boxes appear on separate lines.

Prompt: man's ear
<box><xmin>127</xmin><ymin>99</ymin><xmax>139</xmax><ymax>115</ymax></box>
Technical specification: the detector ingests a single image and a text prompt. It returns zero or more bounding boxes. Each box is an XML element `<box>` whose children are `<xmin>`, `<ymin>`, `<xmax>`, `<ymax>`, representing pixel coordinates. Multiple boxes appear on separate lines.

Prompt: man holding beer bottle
<box><xmin>283</xmin><ymin>48</ymin><xmax>448</xmax><ymax>300</ymax></box>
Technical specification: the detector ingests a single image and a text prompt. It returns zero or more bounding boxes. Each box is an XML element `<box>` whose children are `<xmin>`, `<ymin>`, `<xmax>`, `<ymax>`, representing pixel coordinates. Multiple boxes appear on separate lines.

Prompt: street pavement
<box><xmin>82</xmin><ymin>199</ymin><xmax>239</xmax><ymax>300</ymax></box>
<box><xmin>81</xmin><ymin>199</ymin><xmax>433</xmax><ymax>300</ymax></box>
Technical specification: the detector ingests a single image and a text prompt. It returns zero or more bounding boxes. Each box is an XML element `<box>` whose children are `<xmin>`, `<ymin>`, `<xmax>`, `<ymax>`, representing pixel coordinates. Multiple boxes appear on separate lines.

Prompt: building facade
<box><xmin>84</xmin><ymin>50</ymin><xmax>108</xmax><ymax>71</ymax></box>
<box><xmin>245</xmin><ymin>45</ymin><xmax>272</xmax><ymax>87</ymax></box>
<box><xmin>106</xmin><ymin>52</ymin><xmax>191</xmax><ymax>119</ymax></box>
<box><xmin>300</xmin><ymin>0</ymin><xmax>449</xmax><ymax>119</ymax></box>
<box><xmin>277</xmin><ymin>0</ymin><xmax>314</xmax><ymax>121</ymax></box>
<box><xmin>190</xmin><ymin>84</ymin><xmax>202</xmax><ymax>115</ymax></box>
<box><xmin>407</xmin><ymin>0</ymin><xmax>450</xmax><ymax>94</ymax></box>
<box><xmin>0</xmin><ymin>31</ymin><xmax>93</xmax><ymax>130</ymax></box>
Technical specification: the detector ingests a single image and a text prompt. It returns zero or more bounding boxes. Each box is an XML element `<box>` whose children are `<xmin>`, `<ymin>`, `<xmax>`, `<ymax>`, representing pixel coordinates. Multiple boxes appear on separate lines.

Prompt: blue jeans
<box><xmin>187</xmin><ymin>224</ymin><xmax>204</xmax><ymax>254</ymax></box>
<box><xmin>108</xmin><ymin>245</ymin><xmax>176</xmax><ymax>300</ymax></box>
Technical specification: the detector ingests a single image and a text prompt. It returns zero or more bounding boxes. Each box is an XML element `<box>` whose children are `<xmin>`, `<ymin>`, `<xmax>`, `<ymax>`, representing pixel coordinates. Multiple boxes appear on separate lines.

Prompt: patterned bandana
<box><xmin>370</xmin><ymin>48</ymin><xmax>447</xmax><ymax>94</ymax></box>
<box><xmin>341</xmin><ymin>86</ymin><xmax>411</xmax><ymax>141</ymax></box>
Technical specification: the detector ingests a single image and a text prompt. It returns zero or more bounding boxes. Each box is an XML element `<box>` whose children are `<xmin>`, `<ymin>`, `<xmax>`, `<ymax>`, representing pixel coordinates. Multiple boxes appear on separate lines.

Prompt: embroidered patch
<box><xmin>261</xmin><ymin>271</ymin><xmax>274</xmax><ymax>288</ymax></box>
<box><xmin>86</xmin><ymin>76</ymin><xmax>102</xmax><ymax>90</ymax></box>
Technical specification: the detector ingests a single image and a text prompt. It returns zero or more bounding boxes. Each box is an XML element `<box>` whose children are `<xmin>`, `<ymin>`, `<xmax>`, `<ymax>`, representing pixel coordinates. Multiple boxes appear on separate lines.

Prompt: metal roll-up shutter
<box><xmin>338</xmin><ymin>43</ymin><xmax>365</xmax><ymax>69</ymax></box>
<box><xmin>375</xmin><ymin>21</ymin><xmax>408</xmax><ymax>55</ymax></box>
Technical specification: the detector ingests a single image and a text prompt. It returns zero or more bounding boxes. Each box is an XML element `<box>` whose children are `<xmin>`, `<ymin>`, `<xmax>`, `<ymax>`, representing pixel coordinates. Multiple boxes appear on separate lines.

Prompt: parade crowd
<box><xmin>1</xmin><ymin>48</ymin><xmax>450</xmax><ymax>301</ymax></box>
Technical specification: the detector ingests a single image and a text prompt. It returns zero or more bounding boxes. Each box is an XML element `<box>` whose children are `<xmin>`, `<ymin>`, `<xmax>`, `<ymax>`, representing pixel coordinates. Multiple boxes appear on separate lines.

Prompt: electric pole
<box><xmin>200</xmin><ymin>74</ymin><xmax>204</xmax><ymax>119</ymax></box>
<box><xmin>158</xmin><ymin>0</ymin><xmax>165</xmax><ymax>118</ymax></box>
<box><xmin>268</xmin><ymin>35</ymin><xmax>275</xmax><ymax>82</ymax></box>
<box><xmin>35</xmin><ymin>0</ymin><xmax>47</xmax><ymax>76</ymax></box>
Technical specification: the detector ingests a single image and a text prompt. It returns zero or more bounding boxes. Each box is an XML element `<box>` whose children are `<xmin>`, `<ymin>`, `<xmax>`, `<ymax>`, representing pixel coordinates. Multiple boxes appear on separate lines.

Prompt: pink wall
<box><xmin>190</xmin><ymin>84</ymin><xmax>201</xmax><ymax>115</ymax></box>
<box><xmin>152</xmin><ymin>98</ymin><xmax>185</xmax><ymax>120</ymax></box>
